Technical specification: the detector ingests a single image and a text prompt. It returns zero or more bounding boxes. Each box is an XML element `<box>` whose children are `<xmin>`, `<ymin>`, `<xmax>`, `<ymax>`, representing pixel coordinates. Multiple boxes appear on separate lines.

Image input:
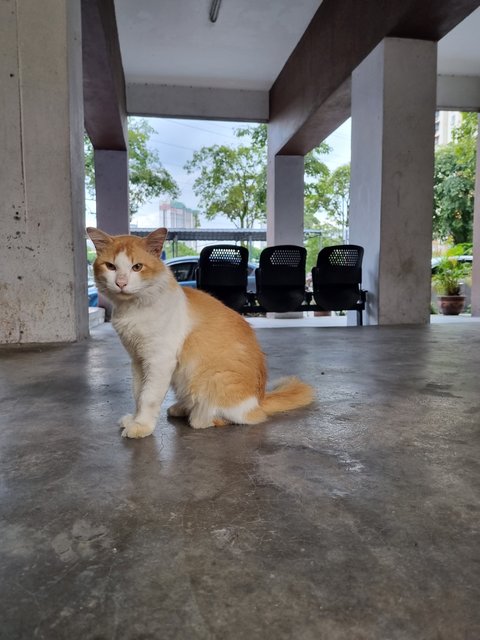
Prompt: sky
<box><xmin>86</xmin><ymin>117</ymin><xmax>352</xmax><ymax>229</ymax></box>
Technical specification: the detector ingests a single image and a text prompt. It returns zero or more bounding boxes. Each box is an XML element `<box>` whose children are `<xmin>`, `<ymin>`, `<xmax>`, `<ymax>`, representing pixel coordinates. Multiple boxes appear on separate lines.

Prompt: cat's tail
<box><xmin>260</xmin><ymin>377</ymin><xmax>315</xmax><ymax>416</ymax></box>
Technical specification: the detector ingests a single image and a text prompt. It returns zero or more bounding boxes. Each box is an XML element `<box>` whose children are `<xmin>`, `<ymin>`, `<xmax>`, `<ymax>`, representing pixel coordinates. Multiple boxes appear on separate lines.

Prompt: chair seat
<box><xmin>256</xmin><ymin>245</ymin><xmax>307</xmax><ymax>313</ymax></box>
<box><xmin>196</xmin><ymin>244</ymin><xmax>249</xmax><ymax>312</ymax></box>
<box><xmin>312</xmin><ymin>245</ymin><xmax>366</xmax><ymax>325</ymax></box>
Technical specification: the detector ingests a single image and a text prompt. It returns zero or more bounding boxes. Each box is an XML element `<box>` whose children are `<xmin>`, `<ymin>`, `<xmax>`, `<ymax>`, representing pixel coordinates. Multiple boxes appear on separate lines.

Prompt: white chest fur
<box><xmin>112</xmin><ymin>285</ymin><xmax>191</xmax><ymax>363</ymax></box>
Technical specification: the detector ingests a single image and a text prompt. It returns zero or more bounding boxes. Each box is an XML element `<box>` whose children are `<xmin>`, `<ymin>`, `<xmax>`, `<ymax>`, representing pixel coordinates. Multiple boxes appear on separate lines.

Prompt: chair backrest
<box><xmin>255</xmin><ymin>245</ymin><xmax>307</xmax><ymax>312</ymax></box>
<box><xmin>196</xmin><ymin>244</ymin><xmax>248</xmax><ymax>311</ymax></box>
<box><xmin>311</xmin><ymin>244</ymin><xmax>364</xmax><ymax>311</ymax></box>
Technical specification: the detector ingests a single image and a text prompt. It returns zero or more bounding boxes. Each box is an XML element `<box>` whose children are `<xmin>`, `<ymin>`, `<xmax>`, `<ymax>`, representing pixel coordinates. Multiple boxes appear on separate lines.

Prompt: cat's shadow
<box><xmin>165</xmin><ymin>415</ymin><xmax>190</xmax><ymax>430</ymax></box>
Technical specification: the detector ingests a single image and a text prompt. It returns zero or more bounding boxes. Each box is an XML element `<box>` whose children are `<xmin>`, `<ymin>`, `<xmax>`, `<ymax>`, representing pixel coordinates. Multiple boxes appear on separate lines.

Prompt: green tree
<box><xmin>236</xmin><ymin>124</ymin><xmax>341</xmax><ymax>268</ymax></box>
<box><xmin>85</xmin><ymin>118</ymin><xmax>180</xmax><ymax>219</ymax></box>
<box><xmin>304</xmin><ymin>151</ymin><xmax>332</xmax><ymax>219</ymax></box>
<box><xmin>235</xmin><ymin>123</ymin><xmax>267</xmax><ymax>149</ymax></box>
<box><xmin>187</xmin><ymin>123</ymin><xmax>333</xmax><ymax>230</ymax></box>
<box><xmin>237</xmin><ymin>123</ymin><xmax>331</xmax><ymax>167</ymax></box>
<box><xmin>305</xmin><ymin>162</ymin><xmax>351</xmax><ymax>247</ymax></box>
<box><xmin>324</xmin><ymin>164</ymin><xmax>351</xmax><ymax>242</ymax></box>
<box><xmin>304</xmin><ymin>222</ymin><xmax>344</xmax><ymax>273</ymax></box>
<box><xmin>163</xmin><ymin>241</ymin><xmax>198</xmax><ymax>260</ymax></box>
<box><xmin>433</xmin><ymin>112</ymin><xmax>477</xmax><ymax>245</ymax></box>
<box><xmin>184</xmin><ymin>130</ymin><xmax>267</xmax><ymax>229</ymax></box>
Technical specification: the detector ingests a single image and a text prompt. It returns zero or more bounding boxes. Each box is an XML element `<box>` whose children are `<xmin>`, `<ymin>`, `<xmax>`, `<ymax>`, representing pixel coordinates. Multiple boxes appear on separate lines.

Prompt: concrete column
<box><xmin>94</xmin><ymin>149</ymin><xmax>129</xmax><ymax>235</ymax></box>
<box><xmin>349</xmin><ymin>38</ymin><xmax>437</xmax><ymax>326</ymax></box>
<box><xmin>265</xmin><ymin>153</ymin><xmax>305</xmax><ymax>318</ymax></box>
<box><xmin>266</xmin><ymin>154</ymin><xmax>305</xmax><ymax>246</ymax></box>
<box><xmin>0</xmin><ymin>0</ymin><xmax>88</xmax><ymax>344</ymax></box>
<box><xmin>471</xmin><ymin>113</ymin><xmax>480</xmax><ymax>317</ymax></box>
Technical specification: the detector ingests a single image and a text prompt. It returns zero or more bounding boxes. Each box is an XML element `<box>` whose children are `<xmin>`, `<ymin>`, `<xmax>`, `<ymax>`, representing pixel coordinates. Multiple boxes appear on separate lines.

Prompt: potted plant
<box><xmin>432</xmin><ymin>257</ymin><xmax>470</xmax><ymax>315</ymax></box>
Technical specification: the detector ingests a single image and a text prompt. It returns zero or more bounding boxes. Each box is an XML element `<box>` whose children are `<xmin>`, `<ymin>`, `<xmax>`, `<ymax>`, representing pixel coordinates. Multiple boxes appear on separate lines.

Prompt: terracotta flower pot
<box><xmin>437</xmin><ymin>295</ymin><xmax>465</xmax><ymax>315</ymax></box>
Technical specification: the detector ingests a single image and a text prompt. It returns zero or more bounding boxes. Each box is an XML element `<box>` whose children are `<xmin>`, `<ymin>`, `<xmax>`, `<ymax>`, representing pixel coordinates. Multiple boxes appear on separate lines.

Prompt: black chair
<box><xmin>255</xmin><ymin>245</ymin><xmax>307</xmax><ymax>312</ymax></box>
<box><xmin>196</xmin><ymin>244</ymin><xmax>249</xmax><ymax>312</ymax></box>
<box><xmin>311</xmin><ymin>244</ymin><xmax>367</xmax><ymax>325</ymax></box>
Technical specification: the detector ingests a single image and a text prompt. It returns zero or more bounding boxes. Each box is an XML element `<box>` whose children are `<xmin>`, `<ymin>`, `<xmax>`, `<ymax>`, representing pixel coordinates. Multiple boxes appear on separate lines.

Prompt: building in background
<box><xmin>159</xmin><ymin>200</ymin><xmax>198</xmax><ymax>229</ymax></box>
<box><xmin>434</xmin><ymin>110</ymin><xmax>462</xmax><ymax>146</ymax></box>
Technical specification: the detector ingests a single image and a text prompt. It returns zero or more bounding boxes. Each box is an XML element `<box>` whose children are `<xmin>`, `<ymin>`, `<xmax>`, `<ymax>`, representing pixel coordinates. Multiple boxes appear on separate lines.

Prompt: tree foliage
<box><xmin>185</xmin><ymin>123</ymin><xmax>335</xmax><ymax>231</ymax></box>
<box><xmin>304</xmin><ymin>222</ymin><xmax>344</xmax><ymax>273</ymax></box>
<box><xmin>306</xmin><ymin>163</ymin><xmax>351</xmax><ymax>242</ymax></box>
<box><xmin>163</xmin><ymin>241</ymin><xmax>198</xmax><ymax>260</ymax></box>
<box><xmin>433</xmin><ymin>113</ymin><xmax>477</xmax><ymax>245</ymax></box>
<box><xmin>304</xmin><ymin>153</ymin><xmax>331</xmax><ymax>222</ymax></box>
<box><xmin>85</xmin><ymin>118</ymin><xmax>180</xmax><ymax>219</ymax></box>
<box><xmin>184</xmin><ymin>121</ymin><xmax>352</xmax><ymax>263</ymax></box>
<box><xmin>184</xmin><ymin>129</ymin><xmax>266</xmax><ymax>229</ymax></box>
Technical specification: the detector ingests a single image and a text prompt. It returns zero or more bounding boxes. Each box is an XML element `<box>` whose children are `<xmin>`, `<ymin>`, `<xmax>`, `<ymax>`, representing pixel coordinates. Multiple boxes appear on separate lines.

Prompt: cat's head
<box><xmin>86</xmin><ymin>227</ymin><xmax>174</xmax><ymax>303</ymax></box>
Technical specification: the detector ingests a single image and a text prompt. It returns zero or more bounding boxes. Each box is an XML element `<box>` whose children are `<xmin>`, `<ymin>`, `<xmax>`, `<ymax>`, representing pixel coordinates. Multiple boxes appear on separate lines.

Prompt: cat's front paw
<box><xmin>119</xmin><ymin>414</ymin><xmax>135</xmax><ymax>430</ymax></box>
<box><xmin>121</xmin><ymin>421</ymin><xmax>155</xmax><ymax>439</ymax></box>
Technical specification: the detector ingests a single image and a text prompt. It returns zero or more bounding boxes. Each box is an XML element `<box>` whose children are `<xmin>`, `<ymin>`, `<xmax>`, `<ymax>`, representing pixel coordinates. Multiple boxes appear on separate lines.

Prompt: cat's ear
<box><xmin>145</xmin><ymin>228</ymin><xmax>168</xmax><ymax>258</ymax></box>
<box><xmin>86</xmin><ymin>227</ymin><xmax>112</xmax><ymax>253</ymax></box>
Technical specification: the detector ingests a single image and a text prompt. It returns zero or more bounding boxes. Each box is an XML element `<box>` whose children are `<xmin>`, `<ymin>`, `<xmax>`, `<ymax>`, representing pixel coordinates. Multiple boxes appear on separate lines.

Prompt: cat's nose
<box><xmin>116</xmin><ymin>276</ymin><xmax>128</xmax><ymax>289</ymax></box>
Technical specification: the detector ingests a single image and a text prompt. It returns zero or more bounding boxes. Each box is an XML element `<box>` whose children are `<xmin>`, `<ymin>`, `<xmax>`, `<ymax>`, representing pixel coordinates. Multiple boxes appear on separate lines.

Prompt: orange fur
<box><xmin>90</xmin><ymin>231</ymin><xmax>170</xmax><ymax>293</ymax></box>
<box><xmin>178</xmin><ymin>287</ymin><xmax>267</xmax><ymax>407</ymax></box>
<box><xmin>86</xmin><ymin>226</ymin><xmax>315</xmax><ymax>437</ymax></box>
<box><xmin>259</xmin><ymin>377</ymin><xmax>315</xmax><ymax>415</ymax></box>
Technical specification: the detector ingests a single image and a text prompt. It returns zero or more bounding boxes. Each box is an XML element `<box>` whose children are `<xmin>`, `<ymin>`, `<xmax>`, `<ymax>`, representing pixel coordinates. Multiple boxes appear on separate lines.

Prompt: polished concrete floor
<box><xmin>1</xmin><ymin>321</ymin><xmax>479</xmax><ymax>640</ymax></box>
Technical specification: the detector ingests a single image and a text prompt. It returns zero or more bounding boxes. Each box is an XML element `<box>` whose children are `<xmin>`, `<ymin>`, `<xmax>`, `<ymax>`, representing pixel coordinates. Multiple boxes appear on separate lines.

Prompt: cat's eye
<box><xmin>132</xmin><ymin>263</ymin><xmax>143</xmax><ymax>272</ymax></box>
<box><xmin>104</xmin><ymin>262</ymin><xmax>116</xmax><ymax>271</ymax></box>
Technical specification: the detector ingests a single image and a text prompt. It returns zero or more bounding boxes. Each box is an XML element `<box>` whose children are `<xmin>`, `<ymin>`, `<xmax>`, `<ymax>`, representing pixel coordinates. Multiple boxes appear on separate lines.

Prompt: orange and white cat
<box><xmin>86</xmin><ymin>227</ymin><xmax>314</xmax><ymax>438</ymax></box>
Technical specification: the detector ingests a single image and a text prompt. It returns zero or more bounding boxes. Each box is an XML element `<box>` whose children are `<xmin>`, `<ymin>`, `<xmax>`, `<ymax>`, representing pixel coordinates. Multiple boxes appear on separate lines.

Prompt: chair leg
<box><xmin>357</xmin><ymin>309</ymin><xmax>363</xmax><ymax>326</ymax></box>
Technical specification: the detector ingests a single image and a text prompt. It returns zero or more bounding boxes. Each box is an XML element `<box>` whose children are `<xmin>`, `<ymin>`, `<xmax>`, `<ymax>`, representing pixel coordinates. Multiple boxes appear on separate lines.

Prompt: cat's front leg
<box><xmin>119</xmin><ymin>360</ymin><xmax>144</xmax><ymax>432</ymax></box>
<box><xmin>121</xmin><ymin>360</ymin><xmax>175</xmax><ymax>439</ymax></box>
<box><xmin>131</xmin><ymin>358</ymin><xmax>143</xmax><ymax>410</ymax></box>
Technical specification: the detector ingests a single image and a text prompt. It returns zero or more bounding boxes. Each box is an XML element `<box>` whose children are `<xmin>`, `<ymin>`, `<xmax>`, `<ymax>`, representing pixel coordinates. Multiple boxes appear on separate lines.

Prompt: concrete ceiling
<box><xmin>438</xmin><ymin>7</ymin><xmax>480</xmax><ymax>75</ymax></box>
<box><xmin>114</xmin><ymin>0</ymin><xmax>323</xmax><ymax>90</ymax></box>
<box><xmin>114</xmin><ymin>1</ymin><xmax>480</xmax><ymax>91</ymax></box>
<box><xmin>86</xmin><ymin>1</ymin><xmax>480</xmax><ymax>152</ymax></box>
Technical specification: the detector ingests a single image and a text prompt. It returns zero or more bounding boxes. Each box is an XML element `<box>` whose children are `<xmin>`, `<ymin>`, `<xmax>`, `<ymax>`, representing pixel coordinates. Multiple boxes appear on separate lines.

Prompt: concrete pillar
<box><xmin>265</xmin><ymin>153</ymin><xmax>305</xmax><ymax>318</ymax></box>
<box><xmin>349</xmin><ymin>38</ymin><xmax>437</xmax><ymax>325</ymax></box>
<box><xmin>471</xmin><ymin>114</ymin><xmax>480</xmax><ymax>317</ymax></box>
<box><xmin>94</xmin><ymin>149</ymin><xmax>129</xmax><ymax>235</ymax></box>
<box><xmin>266</xmin><ymin>154</ymin><xmax>304</xmax><ymax>246</ymax></box>
<box><xmin>0</xmin><ymin>0</ymin><xmax>88</xmax><ymax>344</ymax></box>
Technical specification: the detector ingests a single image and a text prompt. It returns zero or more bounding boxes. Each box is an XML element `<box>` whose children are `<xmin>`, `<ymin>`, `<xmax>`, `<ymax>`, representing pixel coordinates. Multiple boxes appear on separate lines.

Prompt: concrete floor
<box><xmin>1</xmin><ymin>322</ymin><xmax>479</xmax><ymax>640</ymax></box>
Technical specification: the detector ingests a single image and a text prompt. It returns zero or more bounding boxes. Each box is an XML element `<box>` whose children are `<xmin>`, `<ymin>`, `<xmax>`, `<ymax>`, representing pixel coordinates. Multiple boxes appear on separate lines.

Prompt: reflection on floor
<box><xmin>1</xmin><ymin>321</ymin><xmax>479</xmax><ymax>639</ymax></box>
<box><xmin>246</xmin><ymin>313</ymin><xmax>480</xmax><ymax>328</ymax></box>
